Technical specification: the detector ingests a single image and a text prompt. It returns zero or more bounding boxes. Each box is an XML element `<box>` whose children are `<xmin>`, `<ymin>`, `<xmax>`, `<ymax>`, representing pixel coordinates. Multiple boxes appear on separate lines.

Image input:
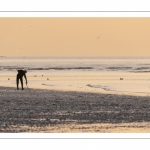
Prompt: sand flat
<box><xmin>0</xmin><ymin>86</ymin><xmax>150</xmax><ymax>132</ymax></box>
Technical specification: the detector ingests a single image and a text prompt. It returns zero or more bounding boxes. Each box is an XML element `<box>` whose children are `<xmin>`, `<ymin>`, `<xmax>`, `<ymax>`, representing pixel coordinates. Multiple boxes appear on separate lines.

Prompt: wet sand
<box><xmin>0</xmin><ymin>86</ymin><xmax>150</xmax><ymax>132</ymax></box>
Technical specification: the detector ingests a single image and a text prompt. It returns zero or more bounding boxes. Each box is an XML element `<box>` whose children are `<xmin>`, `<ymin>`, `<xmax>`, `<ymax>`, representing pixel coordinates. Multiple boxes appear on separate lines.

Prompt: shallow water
<box><xmin>1</xmin><ymin>56</ymin><xmax>150</xmax><ymax>96</ymax></box>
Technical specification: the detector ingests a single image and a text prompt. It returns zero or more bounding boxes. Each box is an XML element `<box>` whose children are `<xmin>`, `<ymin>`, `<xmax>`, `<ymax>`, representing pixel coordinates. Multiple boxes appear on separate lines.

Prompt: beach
<box><xmin>0</xmin><ymin>86</ymin><xmax>150</xmax><ymax>132</ymax></box>
<box><xmin>1</xmin><ymin>56</ymin><xmax>150</xmax><ymax>96</ymax></box>
<box><xmin>0</xmin><ymin>56</ymin><xmax>150</xmax><ymax>132</ymax></box>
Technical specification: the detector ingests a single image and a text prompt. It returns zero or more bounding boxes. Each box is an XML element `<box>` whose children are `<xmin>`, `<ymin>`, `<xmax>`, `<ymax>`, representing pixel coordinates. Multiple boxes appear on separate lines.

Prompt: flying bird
<box><xmin>97</xmin><ymin>36</ymin><xmax>100</xmax><ymax>39</ymax></box>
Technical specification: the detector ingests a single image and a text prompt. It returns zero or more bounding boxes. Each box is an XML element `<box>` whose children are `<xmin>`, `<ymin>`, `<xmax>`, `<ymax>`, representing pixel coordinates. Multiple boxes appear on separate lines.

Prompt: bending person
<box><xmin>16</xmin><ymin>70</ymin><xmax>28</xmax><ymax>90</ymax></box>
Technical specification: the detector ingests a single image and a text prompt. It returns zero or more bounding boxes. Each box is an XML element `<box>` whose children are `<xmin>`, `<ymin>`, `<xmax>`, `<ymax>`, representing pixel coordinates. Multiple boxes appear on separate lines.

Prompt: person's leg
<box><xmin>20</xmin><ymin>77</ymin><xmax>24</xmax><ymax>90</ymax></box>
<box><xmin>16</xmin><ymin>75</ymin><xmax>19</xmax><ymax>90</ymax></box>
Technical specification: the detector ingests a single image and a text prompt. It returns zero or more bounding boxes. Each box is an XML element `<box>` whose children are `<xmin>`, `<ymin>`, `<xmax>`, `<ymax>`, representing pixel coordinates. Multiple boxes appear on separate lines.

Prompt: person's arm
<box><xmin>24</xmin><ymin>74</ymin><xmax>28</xmax><ymax>84</ymax></box>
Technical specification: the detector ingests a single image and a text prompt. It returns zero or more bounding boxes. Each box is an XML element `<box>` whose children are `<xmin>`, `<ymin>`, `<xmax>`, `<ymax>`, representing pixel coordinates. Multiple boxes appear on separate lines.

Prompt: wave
<box><xmin>132</xmin><ymin>71</ymin><xmax>150</xmax><ymax>73</ymax></box>
<box><xmin>28</xmin><ymin>67</ymin><xmax>93</xmax><ymax>70</ymax></box>
<box><xmin>107</xmin><ymin>67</ymin><xmax>132</xmax><ymax>70</ymax></box>
<box><xmin>134</xmin><ymin>67</ymin><xmax>150</xmax><ymax>70</ymax></box>
<box><xmin>106</xmin><ymin>66</ymin><xmax>150</xmax><ymax>72</ymax></box>
<box><xmin>0</xmin><ymin>66</ymin><xmax>23</xmax><ymax>71</ymax></box>
<box><xmin>2</xmin><ymin>65</ymin><xmax>150</xmax><ymax>73</ymax></box>
<box><xmin>131</xmin><ymin>67</ymin><xmax>150</xmax><ymax>73</ymax></box>
<box><xmin>0</xmin><ymin>66</ymin><xmax>93</xmax><ymax>71</ymax></box>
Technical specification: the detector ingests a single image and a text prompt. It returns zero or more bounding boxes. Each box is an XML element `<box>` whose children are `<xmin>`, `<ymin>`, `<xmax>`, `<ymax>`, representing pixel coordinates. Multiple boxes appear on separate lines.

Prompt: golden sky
<box><xmin>0</xmin><ymin>18</ymin><xmax>150</xmax><ymax>57</ymax></box>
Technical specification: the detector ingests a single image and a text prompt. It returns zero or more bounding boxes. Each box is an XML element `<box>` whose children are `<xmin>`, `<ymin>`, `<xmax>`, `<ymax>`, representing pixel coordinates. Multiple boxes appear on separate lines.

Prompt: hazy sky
<box><xmin>0</xmin><ymin>18</ymin><xmax>150</xmax><ymax>57</ymax></box>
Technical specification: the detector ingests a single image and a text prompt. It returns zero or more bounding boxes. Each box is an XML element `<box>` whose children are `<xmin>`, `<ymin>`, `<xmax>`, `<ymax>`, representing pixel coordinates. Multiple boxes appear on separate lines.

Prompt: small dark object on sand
<box><xmin>34</xmin><ymin>75</ymin><xmax>37</xmax><ymax>77</ymax></box>
<box><xmin>120</xmin><ymin>78</ymin><xmax>123</xmax><ymax>80</ymax></box>
<box><xmin>8</xmin><ymin>78</ymin><xmax>10</xmax><ymax>80</ymax></box>
<box><xmin>42</xmin><ymin>75</ymin><xmax>43</xmax><ymax>76</ymax></box>
<box><xmin>47</xmin><ymin>78</ymin><xmax>49</xmax><ymax>80</ymax></box>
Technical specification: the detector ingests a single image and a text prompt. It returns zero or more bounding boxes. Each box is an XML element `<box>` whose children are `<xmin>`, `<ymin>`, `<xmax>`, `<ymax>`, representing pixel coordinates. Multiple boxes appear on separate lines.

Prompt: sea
<box><xmin>0</xmin><ymin>56</ymin><xmax>150</xmax><ymax>96</ymax></box>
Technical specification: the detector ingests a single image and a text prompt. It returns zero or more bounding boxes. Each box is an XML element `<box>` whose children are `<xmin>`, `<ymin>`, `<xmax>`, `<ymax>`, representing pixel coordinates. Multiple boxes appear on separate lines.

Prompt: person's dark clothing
<box><xmin>16</xmin><ymin>70</ymin><xmax>27</xmax><ymax>90</ymax></box>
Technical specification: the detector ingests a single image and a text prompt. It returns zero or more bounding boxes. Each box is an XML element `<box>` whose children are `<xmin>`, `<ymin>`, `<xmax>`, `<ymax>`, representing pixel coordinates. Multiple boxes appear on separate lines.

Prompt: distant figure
<box><xmin>120</xmin><ymin>78</ymin><xmax>123</xmax><ymax>80</ymax></box>
<box><xmin>8</xmin><ymin>78</ymin><xmax>10</xmax><ymax>80</ymax></box>
<box><xmin>47</xmin><ymin>78</ymin><xmax>49</xmax><ymax>80</ymax></box>
<box><xmin>16</xmin><ymin>70</ymin><xmax>28</xmax><ymax>90</ymax></box>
